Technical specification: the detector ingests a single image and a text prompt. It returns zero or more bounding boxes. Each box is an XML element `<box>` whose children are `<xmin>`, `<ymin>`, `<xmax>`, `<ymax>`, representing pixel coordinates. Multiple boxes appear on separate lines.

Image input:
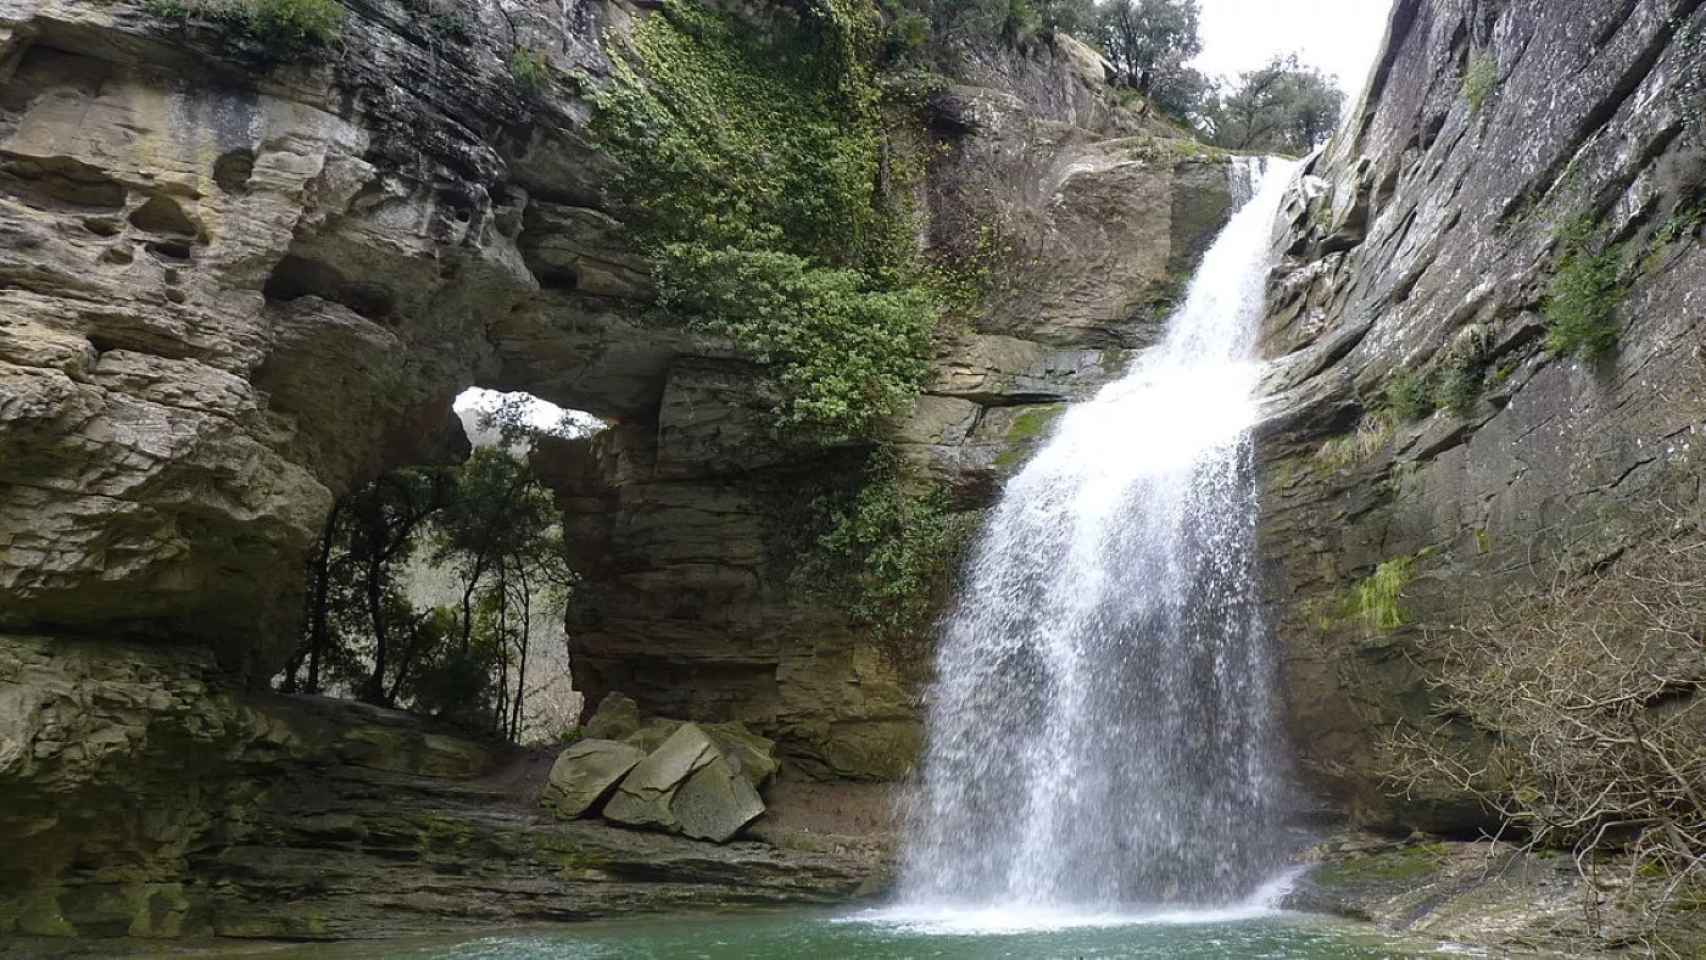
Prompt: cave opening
<box><xmin>275</xmin><ymin>388</ymin><xmax>606</xmax><ymax>746</ymax></box>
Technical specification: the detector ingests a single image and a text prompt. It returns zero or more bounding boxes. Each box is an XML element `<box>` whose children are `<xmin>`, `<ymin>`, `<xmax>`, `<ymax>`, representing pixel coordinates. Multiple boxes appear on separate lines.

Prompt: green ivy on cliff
<box><xmin>593</xmin><ymin>0</ymin><xmax>938</xmax><ymax>442</ymax></box>
<box><xmin>144</xmin><ymin>0</ymin><xmax>344</xmax><ymax>61</ymax></box>
<box><xmin>795</xmin><ymin>451</ymin><xmax>974</xmax><ymax>664</ymax></box>
<box><xmin>1544</xmin><ymin>215</ymin><xmax>1625</xmax><ymax>359</ymax></box>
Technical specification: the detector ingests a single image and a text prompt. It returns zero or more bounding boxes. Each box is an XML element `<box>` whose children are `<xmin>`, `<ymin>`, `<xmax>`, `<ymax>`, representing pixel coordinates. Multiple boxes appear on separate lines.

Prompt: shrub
<box><xmin>1382</xmin><ymin>524</ymin><xmax>1706</xmax><ymax>947</ymax></box>
<box><xmin>660</xmin><ymin>246</ymin><xmax>936</xmax><ymax>439</ymax></box>
<box><xmin>1383</xmin><ymin>371</ymin><xmax>1434</xmax><ymax>422</ymax></box>
<box><xmin>510</xmin><ymin>46</ymin><xmax>548</xmax><ymax>92</ymax></box>
<box><xmin>1462</xmin><ymin>52</ymin><xmax>1497</xmax><ymax>113</ymax></box>
<box><xmin>145</xmin><ymin>0</ymin><xmax>344</xmax><ymax>61</ymax></box>
<box><xmin>1544</xmin><ymin>216</ymin><xmax>1624</xmax><ymax>359</ymax></box>
<box><xmin>1353</xmin><ymin>556</ymin><xmax>1414</xmax><ymax>634</ymax></box>
<box><xmin>797</xmin><ymin>452</ymin><xmax>973</xmax><ymax>659</ymax></box>
<box><xmin>1433</xmin><ymin>361</ymin><xmax>1483</xmax><ymax>416</ymax></box>
<box><xmin>1316</xmin><ymin>413</ymin><xmax>1394</xmax><ymax>471</ymax></box>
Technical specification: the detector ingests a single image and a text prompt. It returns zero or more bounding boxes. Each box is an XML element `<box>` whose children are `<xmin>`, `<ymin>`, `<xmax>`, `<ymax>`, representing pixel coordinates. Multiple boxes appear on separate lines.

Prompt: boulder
<box><xmin>622</xmin><ymin>716</ymin><xmax>684</xmax><ymax>754</ymax></box>
<box><xmin>702</xmin><ymin>722</ymin><xmax>780</xmax><ymax>789</ymax></box>
<box><xmin>603</xmin><ymin>723</ymin><xmax>765</xmax><ymax>843</ymax></box>
<box><xmin>673</xmin><ymin>757</ymin><xmax>767</xmax><ymax>844</ymax></box>
<box><xmin>581</xmin><ymin>692</ymin><xmax>641</xmax><ymax>741</ymax></box>
<box><xmin>539</xmin><ymin>739</ymin><xmax>646</xmax><ymax>819</ymax></box>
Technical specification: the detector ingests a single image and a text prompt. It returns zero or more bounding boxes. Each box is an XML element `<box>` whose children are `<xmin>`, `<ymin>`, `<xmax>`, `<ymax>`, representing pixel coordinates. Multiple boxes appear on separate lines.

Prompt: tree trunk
<box><xmin>510</xmin><ymin>567</ymin><xmax>531</xmax><ymax>742</ymax></box>
<box><xmin>364</xmin><ymin>546</ymin><xmax>389</xmax><ymax>705</ymax></box>
<box><xmin>306</xmin><ymin>501</ymin><xmax>342</xmax><ymax>693</ymax></box>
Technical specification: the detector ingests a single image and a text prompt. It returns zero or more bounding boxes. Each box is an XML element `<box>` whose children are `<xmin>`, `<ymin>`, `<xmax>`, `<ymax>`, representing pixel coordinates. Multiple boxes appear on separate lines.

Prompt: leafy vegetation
<box><xmin>280</xmin><ymin>442</ymin><xmax>574</xmax><ymax>743</ymax></box>
<box><xmin>1203</xmin><ymin>53</ymin><xmax>1344</xmax><ymax>155</ymax></box>
<box><xmin>1544</xmin><ymin>215</ymin><xmax>1625</xmax><ymax>359</ymax></box>
<box><xmin>1462</xmin><ymin>52</ymin><xmax>1497</xmax><ymax>113</ymax></box>
<box><xmin>1316</xmin><ymin>413</ymin><xmax>1394</xmax><ymax>471</ymax></box>
<box><xmin>144</xmin><ymin>0</ymin><xmax>344</xmax><ymax>61</ymax></box>
<box><xmin>510</xmin><ymin>46</ymin><xmax>549</xmax><ymax>92</ymax></box>
<box><xmin>1433</xmin><ymin>362</ymin><xmax>1483</xmax><ymax>417</ymax></box>
<box><xmin>1093</xmin><ymin>0</ymin><xmax>1209</xmax><ymax>119</ymax></box>
<box><xmin>1382</xmin><ymin>371</ymin><xmax>1434</xmax><ymax>422</ymax></box>
<box><xmin>593</xmin><ymin>0</ymin><xmax>938</xmax><ymax>441</ymax></box>
<box><xmin>797</xmin><ymin>452</ymin><xmax>974</xmax><ymax>662</ymax></box>
<box><xmin>1353</xmin><ymin>557</ymin><xmax>1414</xmax><ymax>634</ymax></box>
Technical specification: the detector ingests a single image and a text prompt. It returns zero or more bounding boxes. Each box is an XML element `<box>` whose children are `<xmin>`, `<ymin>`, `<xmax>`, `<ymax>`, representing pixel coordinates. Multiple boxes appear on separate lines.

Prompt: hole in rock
<box><xmin>453</xmin><ymin>387</ymin><xmax>605</xmax><ymax>451</ymax></box>
<box><xmin>145</xmin><ymin>239</ymin><xmax>193</xmax><ymax>261</ymax></box>
<box><xmin>129</xmin><ymin>194</ymin><xmax>200</xmax><ymax>237</ymax></box>
<box><xmin>81</xmin><ymin>217</ymin><xmax>121</xmax><ymax>237</ymax></box>
<box><xmin>213</xmin><ymin>149</ymin><xmax>255</xmax><ymax>194</ymax></box>
<box><xmin>0</xmin><ymin>155</ymin><xmax>126</xmax><ymax>209</ymax></box>
<box><xmin>533</xmin><ymin>263</ymin><xmax>579</xmax><ymax>292</ymax></box>
<box><xmin>99</xmin><ymin>245</ymin><xmax>134</xmax><ymax>266</ymax></box>
<box><xmin>262</xmin><ymin>254</ymin><xmax>397</xmax><ymax>320</ymax></box>
<box><xmin>272</xmin><ymin>387</ymin><xmax>604</xmax><ymax>745</ymax></box>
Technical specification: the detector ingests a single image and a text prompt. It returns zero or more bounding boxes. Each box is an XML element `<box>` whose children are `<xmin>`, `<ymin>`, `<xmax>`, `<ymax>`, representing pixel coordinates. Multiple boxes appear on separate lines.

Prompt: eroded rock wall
<box><xmin>538</xmin><ymin>57</ymin><xmax>1247</xmax><ymax>778</ymax></box>
<box><xmin>0</xmin><ymin>635</ymin><xmax>869</xmax><ymax>942</ymax></box>
<box><xmin>0</xmin><ymin>0</ymin><xmax>1246</xmax><ymax>812</ymax></box>
<box><xmin>1257</xmin><ymin>0</ymin><xmax>1706</xmax><ymax>831</ymax></box>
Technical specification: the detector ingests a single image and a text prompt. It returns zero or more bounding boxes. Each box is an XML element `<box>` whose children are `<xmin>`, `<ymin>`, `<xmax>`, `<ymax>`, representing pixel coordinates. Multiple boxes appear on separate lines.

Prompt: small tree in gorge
<box><xmin>1094</xmin><ymin>0</ymin><xmax>1208</xmax><ymax>117</ymax></box>
<box><xmin>278</xmin><ymin>447</ymin><xmax>574</xmax><ymax>742</ymax></box>
<box><xmin>1205</xmin><ymin>53</ymin><xmax>1345</xmax><ymax>155</ymax></box>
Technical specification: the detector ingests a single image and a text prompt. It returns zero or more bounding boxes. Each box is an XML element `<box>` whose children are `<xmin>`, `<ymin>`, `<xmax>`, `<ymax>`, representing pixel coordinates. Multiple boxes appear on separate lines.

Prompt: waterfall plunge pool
<box><xmin>224</xmin><ymin>908</ymin><xmax>1479</xmax><ymax>959</ymax></box>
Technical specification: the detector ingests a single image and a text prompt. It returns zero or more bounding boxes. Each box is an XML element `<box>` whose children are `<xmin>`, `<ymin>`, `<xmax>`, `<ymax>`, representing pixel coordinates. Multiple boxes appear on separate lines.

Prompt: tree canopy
<box><xmin>1203</xmin><ymin>53</ymin><xmax>1345</xmax><ymax>155</ymax></box>
<box><xmin>279</xmin><ymin>440</ymin><xmax>574</xmax><ymax>744</ymax></box>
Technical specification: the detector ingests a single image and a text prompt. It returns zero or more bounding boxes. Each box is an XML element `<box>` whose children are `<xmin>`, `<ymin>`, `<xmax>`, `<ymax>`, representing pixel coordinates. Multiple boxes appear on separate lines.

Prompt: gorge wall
<box><xmin>1257</xmin><ymin>0</ymin><xmax>1706</xmax><ymax>833</ymax></box>
<box><xmin>0</xmin><ymin>0</ymin><xmax>1245</xmax><ymax>939</ymax></box>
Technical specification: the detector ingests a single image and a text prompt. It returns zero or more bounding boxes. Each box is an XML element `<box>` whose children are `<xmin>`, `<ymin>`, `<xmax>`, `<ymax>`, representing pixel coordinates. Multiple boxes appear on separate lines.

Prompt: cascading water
<box><xmin>900</xmin><ymin>158</ymin><xmax>1299</xmax><ymax>913</ymax></box>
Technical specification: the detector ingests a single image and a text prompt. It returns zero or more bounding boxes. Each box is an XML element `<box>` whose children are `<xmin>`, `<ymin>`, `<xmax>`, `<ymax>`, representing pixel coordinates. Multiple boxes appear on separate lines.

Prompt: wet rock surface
<box><xmin>0</xmin><ymin>636</ymin><xmax>875</xmax><ymax>945</ymax></box>
<box><xmin>1256</xmin><ymin>0</ymin><xmax>1706</xmax><ymax>834</ymax></box>
<box><xmin>1289</xmin><ymin>832</ymin><xmax>1706</xmax><ymax>957</ymax></box>
<box><xmin>0</xmin><ymin>0</ymin><xmax>1241</xmax><ymax>781</ymax></box>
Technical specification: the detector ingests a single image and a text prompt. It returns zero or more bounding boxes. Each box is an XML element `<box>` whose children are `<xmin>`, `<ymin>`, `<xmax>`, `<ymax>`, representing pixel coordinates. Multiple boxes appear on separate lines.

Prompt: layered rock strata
<box><xmin>1257</xmin><ymin>0</ymin><xmax>1706</xmax><ymax>832</ymax></box>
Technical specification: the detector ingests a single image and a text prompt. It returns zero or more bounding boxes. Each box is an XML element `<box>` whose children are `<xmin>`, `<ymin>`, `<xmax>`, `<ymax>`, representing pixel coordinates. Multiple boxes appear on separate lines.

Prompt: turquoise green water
<box><xmin>257</xmin><ymin>909</ymin><xmax>1475</xmax><ymax>959</ymax></box>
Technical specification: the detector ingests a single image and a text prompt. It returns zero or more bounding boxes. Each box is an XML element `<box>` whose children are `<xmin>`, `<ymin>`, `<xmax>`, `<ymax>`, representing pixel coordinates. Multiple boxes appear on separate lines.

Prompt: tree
<box><xmin>1205</xmin><ymin>53</ymin><xmax>1345</xmax><ymax>155</ymax></box>
<box><xmin>1094</xmin><ymin>0</ymin><xmax>1205</xmax><ymax>115</ymax></box>
<box><xmin>1034</xmin><ymin>0</ymin><xmax>1095</xmax><ymax>38</ymax></box>
<box><xmin>277</xmin><ymin>445</ymin><xmax>574</xmax><ymax>742</ymax></box>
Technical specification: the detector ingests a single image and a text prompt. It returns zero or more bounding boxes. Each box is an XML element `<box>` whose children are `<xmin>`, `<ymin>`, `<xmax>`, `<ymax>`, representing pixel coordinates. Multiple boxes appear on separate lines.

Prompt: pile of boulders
<box><xmin>539</xmin><ymin>693</ymin><xmax>779</xmax><ymax>843</ymax></box>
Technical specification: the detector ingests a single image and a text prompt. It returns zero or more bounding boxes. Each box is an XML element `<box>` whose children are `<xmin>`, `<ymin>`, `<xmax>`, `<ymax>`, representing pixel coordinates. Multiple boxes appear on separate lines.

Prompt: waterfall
<box><xmin>899</xmin><ymin>158</ymin><xmax>1298</xmax><ymax>913</ymax></box>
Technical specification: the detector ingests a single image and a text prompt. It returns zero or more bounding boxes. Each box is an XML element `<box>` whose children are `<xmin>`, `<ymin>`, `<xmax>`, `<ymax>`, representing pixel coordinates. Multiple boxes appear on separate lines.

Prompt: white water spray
<box><xmin>899</xmin><ymin>158</ymin><xmax>1299</xmax><ymax>916</ymax></box>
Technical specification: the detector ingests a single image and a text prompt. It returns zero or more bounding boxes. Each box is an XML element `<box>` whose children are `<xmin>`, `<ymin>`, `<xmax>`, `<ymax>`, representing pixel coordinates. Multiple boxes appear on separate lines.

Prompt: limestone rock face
<box><xmin>0</xmin><ymin>0</ymin><xmax>1240</xmax><ymax>788</ymax></box>
<box><xmin>0</xmin><ymin>635</ymin><xmax>871</xmax><ymax>942</ymax></box>
<box><xmin>540</xmin><ymin>739</ymin><xmax>646</xmax><ymax>820</ymax></box>
<box><xmin>538</xmin><ymin>63</ymin><xmax>1244</xmax><ymax>776</ymax></box>
<box><xmin>1256</xmin><ymin>0</ymin><xmax>1706</xmax><ymax>832</ymax></box>
<box><xmin>603</xmin><ymin>723</ymin><xmax>765</xmax><ymax>843</ymax></box>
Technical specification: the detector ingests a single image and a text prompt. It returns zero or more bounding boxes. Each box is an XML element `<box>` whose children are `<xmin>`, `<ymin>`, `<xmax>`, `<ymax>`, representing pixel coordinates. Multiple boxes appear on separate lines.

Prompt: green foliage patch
<box><xmin>593</xmin><ymin>0</ymin><xmax>938</xmax><ymax>442</ymax></box>
<box><xmin>1354</xmin><ymin>556</ymin><xmax>1414</xmax><ymax>634</ymax></box>
<box><xmin>510</xmin><ymin>46</ymin><xmax>549</xmax><ymax>92</ymax></box>
<box><xmin>1462</xmin><ymin>52</ymin><xmax>1497</xmax><ymax>113</ymax></box>
<box><xmin>797</xmin><ymin>452</ymin><xmax>973</xmax><ymax>658</ymax></box>
<box><xmin>1382</xmin><ymin>371</ymin><xmax>1434</xmax><ymax>423</ymax></box>
<box><xmin>1312</xmin><ymin>555</ymin><xmax>1416</xmax><ymax>636</ymax></box>
<box><xmin>1544</xmin><ymin>215</ymin><xmax>1624</xmax><ymax>359</ymax></box>
<box><xmin>145</xmin><ymin>0</ymin><xmax>344</xmax><ymax>61</ymax></box>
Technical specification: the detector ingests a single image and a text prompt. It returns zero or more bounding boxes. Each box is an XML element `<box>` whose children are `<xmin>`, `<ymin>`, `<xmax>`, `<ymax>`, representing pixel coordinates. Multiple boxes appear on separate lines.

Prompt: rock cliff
<box><xmin>0</xmin><ymin>0</ymin><xmax>1238</xmax><ymax>777</ymax></box>
<box><xmin>0</xmin><ymin>636</ymin><xmax>870</xmax><ymax>944</ymax></box>
<box><xmin>1257</xmin><ymin>0</ymin><xmax>1706</xmax><ymax>834</ymax></box>
<box><xmin>0</xmin><ymin>0</ymin><xmax>1246</xmax><ymax>940</ymax></box>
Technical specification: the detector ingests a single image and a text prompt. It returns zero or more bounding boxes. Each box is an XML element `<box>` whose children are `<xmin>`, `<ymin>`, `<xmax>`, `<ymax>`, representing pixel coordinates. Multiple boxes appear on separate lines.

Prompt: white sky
<box><xmin>1191</xmin><ymin>0</ymin><xmax>1395</xmax><ymax>96</ymax></box>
